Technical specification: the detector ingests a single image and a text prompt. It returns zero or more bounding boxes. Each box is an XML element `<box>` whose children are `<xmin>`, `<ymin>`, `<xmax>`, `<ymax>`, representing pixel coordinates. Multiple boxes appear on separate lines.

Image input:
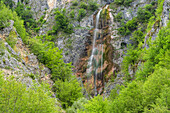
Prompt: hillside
<box><xmin>0</xmin><ymin>0</ymin><xmax>169</xmax><ymax>112</ymax></box>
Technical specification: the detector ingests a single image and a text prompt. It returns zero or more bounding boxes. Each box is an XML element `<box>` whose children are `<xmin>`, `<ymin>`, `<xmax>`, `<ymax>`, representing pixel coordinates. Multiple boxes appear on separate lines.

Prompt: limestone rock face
<box><xmin>0</xmin><ymin>21</ymin><xmax>52</xmax><ymax>87</ymax></box>
<box><xmin>161</xmin><ymin>0</ymin><xmax>170</xmax><ymax>27</ymax></box>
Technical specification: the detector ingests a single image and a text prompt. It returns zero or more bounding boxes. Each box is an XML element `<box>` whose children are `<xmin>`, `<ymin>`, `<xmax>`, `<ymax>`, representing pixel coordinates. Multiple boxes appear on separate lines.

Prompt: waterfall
<box><xmin>86</xmin><ymin>8</ymin><xmax>102</xmax><ymax>95</ymax></box>
<box><xmin>87</xmin><ymin>9</ymin><xmax>102</xmax><ymax>75</ymax></box>
<box><xmin>86</xmin><ymin>5</ymin><xmax>110</xmax><ymax>96</ymax></box>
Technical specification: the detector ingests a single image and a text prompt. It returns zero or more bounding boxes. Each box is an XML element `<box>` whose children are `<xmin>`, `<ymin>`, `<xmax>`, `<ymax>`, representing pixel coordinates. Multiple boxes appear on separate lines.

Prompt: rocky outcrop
<box><xmin>161</xmin><ymin>0</ymin><xmax>170</xmax><ymax>27</ymax></box>
<box><xmin>0</xmin><ymin>20</ymin><xmax>53</xmax><ymax>87</ymax></box>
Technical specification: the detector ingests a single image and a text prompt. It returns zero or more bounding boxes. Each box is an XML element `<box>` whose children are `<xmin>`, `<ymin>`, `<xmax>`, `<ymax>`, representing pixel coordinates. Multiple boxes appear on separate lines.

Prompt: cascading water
<box><xmin>87</xmin><ymin>9</ymin><xmax>102</xmax><ymax>74</ymax></box>
<box><xmin>86</xmin><ymin>8</ymin><xmax>102</xmax><ymax>95</ymax></box>
<box><xmin>86</xmin><ymin>5</ymin><xmax>111</xmax><ymax>95</ymax></box>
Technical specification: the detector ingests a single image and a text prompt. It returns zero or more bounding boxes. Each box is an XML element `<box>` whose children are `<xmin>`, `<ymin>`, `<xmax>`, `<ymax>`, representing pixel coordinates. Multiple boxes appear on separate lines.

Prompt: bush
<box><xmin>114</xmin><ymin>12</ymin><xmax>123</xmax><ymax>22</ymax></box>
<box><xmin>0</xmin><ymin>39</ymin><xmax>5</xmax><ymax>55</ymax></box>
<box><xmin>0</xmin><ymin>0</ymin><xmax>14</xmax><ymax>8</ymax></box>
<box><xmin>79</xmin><ymin>1</ymin><xmax>87</xmax><ymax>9</ymax></box>
<box><xmin>0</xmin><ymin>74</ymin><xmax>60</xmax><ymax>112</ymax></box>
<box><xmin>88</xmin><ymin>0</ymin><xmax>99</xmax><ymax>11</ymax></box>
<box><xmin>15</xmin><ymin>2</ymin><xmax>36</xmax><ymax>28</ymax></box>
<box><xmin>0</xmin><ymin>3</ymin><xmax>13</xmax><ymax>29</ymax></box>
<box><xmin>118</xmin><ymin>18</ymin><xmax>138</xmax><ymax>36</ymax></box>
<box><xmin>114</xmin><ymin>0</ymin><xmax>134</xmax><ymax>6</ymax></box>
<box><xmin>124</xmin><ymin>0</ymin><xmax>134</xmax><ymax>6</ymax></box>
<box><xmin>108</xmin><ymin>68</ymin><xmax>170</xmax><ymax>113</ymax></box>
<box><xmin>69</xmin><ymin>10</ymin><xmax>75</xmax><ymax>19</ymax></box>
<box><xmin>77</xmin><ymin>8</ymin><xmax>86</xmax><ymax>22</ymax></box>
<box><xmin>6</xmin><ymin>30</ymin><xmax>17</xmax><ymax>48</ymax></box>
<box><xmin>83</xmin><ymin>95</ymin><xmax>108</xmax><ymax>113</ymax></box>
<box><xmin>72</xmin><ymin>0</ymin><xmax>78</xmax><ymax>6</ymax></box>
<box><xmin>130</xmin><ymin>30</ymin><xmax>144</xmax><ymax>47</ymax></box>
<box><xmin>66</xmin><ymin>98</ymin><xmax>88</xmax><ymax>113</ymax></box>
<box><xmin>137</xmin><ymin>7</ymin><xmax>152</xmax><ymax>23</ymax></box>
<box><xmin>114</xmin><ymin>0</ymin><xmax>124</xmax><ymax>5</ymax></box>
<box><xmin>53</xmin><ymin>76</ymin><xmax>83</xmax><ymax>109</ymax></box>
<box><xmin>53</xmin><ymin>9</ymin><xmax>73</xmax><ymax>34</ymax></box>
<box><xmin>0</xmin><ymin>2</ymin><xmax>26</xmax><ymax>40</ymax></box>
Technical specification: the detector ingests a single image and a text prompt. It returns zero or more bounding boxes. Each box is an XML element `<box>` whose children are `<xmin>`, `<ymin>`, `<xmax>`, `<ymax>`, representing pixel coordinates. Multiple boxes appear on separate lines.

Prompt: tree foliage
<box><xmin>53</xmin><ymin>76</ymin><xmax>83</xmax><ymax>109</ymax></box>
<box><xmin>53</xmin><ymin>9</ymin><xmax>73</xmax><ymax>34</ymax></box>
<box><xmin>0</xmin><ymin>73</ymin><xmax>60</xmax><ymax>112</ymax></box>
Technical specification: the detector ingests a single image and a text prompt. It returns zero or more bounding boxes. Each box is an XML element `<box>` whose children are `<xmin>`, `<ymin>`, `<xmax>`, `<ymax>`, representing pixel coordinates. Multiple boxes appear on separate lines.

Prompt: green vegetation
<box><xmin>118</xmin><ymin>2</ymin><xmax>158</xmax><ymax>36</ymax></box>
<box><xmin>66</xmin><ymin>97</ymin><xmax>88</xmax><ymax>113</ymax></box>
<box><xmin>15</xmin><ymin>3</ymin><xmax>36</xmax><ymax>29</ymax></box>
<box><xmin>0</xmin><ymin>0</ymin><xmax>14</xmax><ymax>8</ymax></box>
<box><xmin>114</xmin><ymin>0</ymin><xmax>134</xmax><ymax>7</ymax></box>
<box><xmin>0</xmin><ymin>72</ymin><xmax>60</xmax><ymax>112</ymax></box>
<box><xmin>79</xmin><ymin>1</ymin><xmax>88</xmax><ymax>9</ymax></box>
<box><xmin>0</xmin><ymin>39</ymin><xmax>5</xmax><ymax>55</ymax></box>
<box><xmin>83</xmin><ymin>95</ymin><xmax>108</xmax><ymax>113</ymax></box>
<box><xmin>0</xmin><ymin>2</ymin><xmax>26</xmax><ymax>40</ymax></box>
<box><xmin>68</xmin><ymin>22</ymin><xmax>170</xmax><ymax>112</ymax></box>
<box><xmin>69</xmin><ymin>10</ymin><xmax>75</xmax><ymax>19</ymax></box>
<box><xmin>0</xmin><ymin>2</ymin><xmax>82</xmax><ymax>110</ymax></box>
<box><xmin>77</xmin><ymin>8</ymin><xmax>86</xmax><ymax>22</ymax></box>
<box><xmin>118</xmin><ymin>17</ymin><xmax>138</xmax><ymax>36</ymax></box>
<box><xmin>72</xmin><ymin>0</ymin><xmax>78</xmax><ymax>6</ymax></box>
<box><xmin>114</xmin><ymin>12</ymin><xmax>123</xmax><ymax>22</ymax></box>
<box><xmin>6</xmin><ymin>30</ymin><xmax>17</xmax><ymax>48</ymax></box>
<box><xmin>108</xmin><ymin>68</ymin><xmax>170</xmax><ymax>112</ymax></box>
<box><xmin>53</xmin><ymin>9</ymin><xmax>73</xmax><ymax>34</ymax></box>
<box><xmin>53</xmin><ymin>76</ymin><xmax>83</xmax><ymax>108</ymax></box>
<box><xmin>88</xmin><ymin>0</ymin><xmax>99</xmax><ymax>11</ymax></box>
<box><xmin>0</xmin><ymin>0</ymin><xmax>169</xmax><ymax>112</ymax></box>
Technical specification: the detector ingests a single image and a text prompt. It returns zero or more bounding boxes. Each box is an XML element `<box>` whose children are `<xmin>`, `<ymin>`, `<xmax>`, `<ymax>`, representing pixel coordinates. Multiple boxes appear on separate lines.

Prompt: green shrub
<box><xmin>0</xmin><ymin>2</ymin><xmax>26</xmax><ymax>40</ymax></box>
<box><xmin>0</xmin><ymin>3</ymin><xmax>13</xmax><ymax>29</ymax></box>
<box><xmin>114</xmin><ymin>12</ymin><xmax>123</xmax><ymax>22</ymax></box>
<box><xmin>53</xmin><ymin>9</ymin><xmax>73</xmax><ymax>34</ymax></box>
<box><xmin>6</xmin><ymin>30</ymin><xmax>17</xmax><ymax>48</ymax></box>
<box><xmin>108</xmin><ymin>68</ymin><xmax>170</xmax><ymax>113</ymax></box>
<box><xmin>0</xmin><ymin>0</ymin><xmax>14</xmax><ymax>8</ymax></box>
<box><xmin>88</xmin><ymin>0</ymin><xmax>99</xmax><ymax>11</ymax></box>
<box><xmin>77</xmin><ymin>8</ymin><xmax>86</xmax><ymax>22</ymax></box>
<box><xmin>137</xmin><ymin>7</ymin><xmax>152</xmax><ymax>23</ymax></box>
<box><xmin>130</xmin><ymin>30</ymin><xmax>144</xmax><ymax>47</ymax></box>
<box><xmin>72</xmin><ymin>0</ymin><xmax>78</xmax><ymax>6</ymax></box>
<box><xmin>118</xmin><ymin>18</ymin><xmax>138</xmax><ymax>36</ymax></box>
<box><xmin>0</xmin><ymin>39</ymin><xmax>5</xmax><ymax>55</ymax></box>
<box><xmin>82</xmin><ymin>95</ymin><xmax>108</xmax><ymax>113</ymax></box>
<box><xmin>69</xmin><ymin>10</ymin><xmax>75</xmax><ymax>19</ymax></box>
<box><xmin>0</xmin><ymin>74</ymin><xmax>60</xmax><ymax>112</ymax></box>
<box><xmin>66</xmin><ymin>97</ymin><xmax>88</xmax><ymax>113</ymax></box>
<box><xmin>15</xmin><ymin>2</ymin><xmax>36</xmax><ymax>28</ymax></box>
<box><xmin>79</xmin><ymin>1</ymin><xmax>87</xmax><ymax>9</ymax></box>
<box><xmin>124</xmin><ymin>0</ymin><xmax>134</xmax><ymax>6</ymax></box>
<box><xmin>114</xmin><ymin>0</ymin><xmax>134</xmax><ymax>6</ymax></box>
<box><xmin>53</xmin><ymin>76</ymin><xmax>83</xmax><ymax>109</ymax></box>
<box><xmin>114</xmin><ymin>0</ymin><xmax>124</xmax><ymax>5</ymax></box>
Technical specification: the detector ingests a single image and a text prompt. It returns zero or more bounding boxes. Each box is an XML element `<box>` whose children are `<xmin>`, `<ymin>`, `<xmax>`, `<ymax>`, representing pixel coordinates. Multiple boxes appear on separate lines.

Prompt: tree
<box><xmin>130</xmin><ymin>30</ymin><xmax>144</xmax><ymax>47</ymax></box>
<box><xmin>53</xmin><ymin>76</ymin><xmax>83</xmax><ymax>109</ymax></box>
<box><xmin>77</xmin><ymin>8</ymin><xmax>86</xmax><ymax>22</ymax></box>
<box><xmin>83</xmin><ymin>95</ymin><xmax>108</xmax><ymax>113</ymax></box>
<box><xmin>53</xmin><ymin>9</ymin><xmax>73</xmax><ymax>34</ymax></box>
<box><xmin>137</xmin><ymin>8</ymin><xmax>152</xmax><ymax>23</ymax></box>
<box><xmin>0</xmin><ymin>73</ymin><xmax>60</xmax><ymax>112</ymax></box>
<box><xmin>88</xmin><ymin>0</ymin><xmax>99</xmax><ymax>11</ymax></box>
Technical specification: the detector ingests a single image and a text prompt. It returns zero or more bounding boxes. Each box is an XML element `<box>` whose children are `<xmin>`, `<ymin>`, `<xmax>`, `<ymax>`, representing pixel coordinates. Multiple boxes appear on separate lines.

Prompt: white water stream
<box><xmin>86</xmin><ymin>5</ymin><xmax>109</xmax><ymax>95</ymax></box>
